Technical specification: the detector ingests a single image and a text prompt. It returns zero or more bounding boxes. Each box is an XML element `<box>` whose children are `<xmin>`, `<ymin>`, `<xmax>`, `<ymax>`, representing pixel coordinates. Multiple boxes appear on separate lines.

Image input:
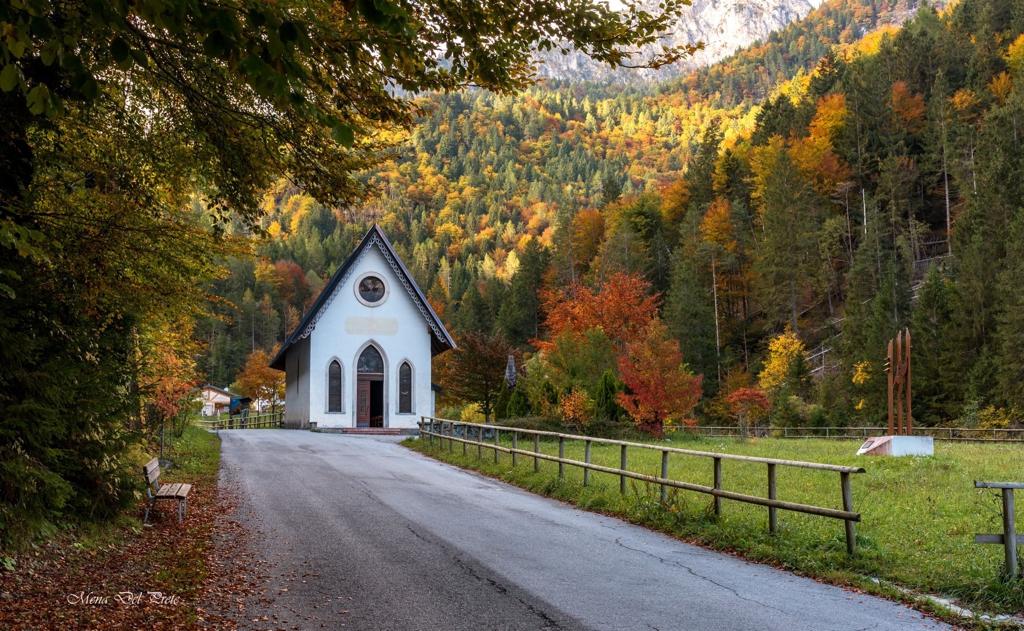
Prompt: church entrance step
<box><xmin>340</xmin><ymin>428</ymin><xmax>405</xmax><ymax>435</ymax></box>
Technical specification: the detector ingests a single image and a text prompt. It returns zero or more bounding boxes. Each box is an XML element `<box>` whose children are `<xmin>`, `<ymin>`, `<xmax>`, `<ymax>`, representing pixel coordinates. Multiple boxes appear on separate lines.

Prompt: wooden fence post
<box><xmin>533</xmin><ymin>434</ymin><xmax>540</xmax><ymax>473</ymax></box>
<box><xmin>660</xmin><ymin>450</ymin><xmax>669</xmax><ymax>503</ymax></box>
<box><xmin>619</xmin><ymin>445</ymin><xmax>627</xmax><ymax>494</ymax></box>
<box><xmin>1002</xmin><ymin>488</ymin><xmax>1018</xmax><ymax>579</ymax></box>
<box><xmin>448</xmin><ymin>422</ymin><xmax>453</xmax><ymax>453</ymax></box>
<box><xmin>768</xmin><ymin>463</ymin><xmax>777</xmax><ymax>534</ymax></box>
<box><xmin>713</xmin><ymin>457</ymin><xmax>722</xmax><ymax>516</ymax></box>
<box><xmin>494</xmin><ymin>427</ymin><xmax>500</xmax><ymax>464</ymax></box>
<box><xmin>512</xmin><ymin>432</ymin><xmax>518</xmax><ymax>467</ymax></box>
<box><xmin>841</xmin><ymin>472</ymin><xmax>856</xmax><ymax>555</ymax></box>
<box><xmin>584</xmin><ymin>440</ymin><xmax>591</xmax><ymax>486</ymax></box>
<box><xmin>973</xmin><ymin>482</ymin><xmax>1023</xmax><ymax>579</ymax></box>
<box><xmin>558</xmin><ymin>436</ymin><xmax>565</xmax><ymax>479</ymax></box>
<box><xmin>477</xmin><ymin>425</ymin><xmax>483</xmax><ymax>459</ymax></box>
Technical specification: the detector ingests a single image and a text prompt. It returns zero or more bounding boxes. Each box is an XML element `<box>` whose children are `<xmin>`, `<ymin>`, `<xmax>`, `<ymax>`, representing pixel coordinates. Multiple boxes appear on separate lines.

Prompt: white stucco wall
<box><xmin>304</xmin><ymin>246</ymin><xmax>434</xmax><ymax>429</ymax></box>
<box><xmin>284</xmin><ymin>336</ymin><xmax>310</xmax><ymax>427</ymax></box>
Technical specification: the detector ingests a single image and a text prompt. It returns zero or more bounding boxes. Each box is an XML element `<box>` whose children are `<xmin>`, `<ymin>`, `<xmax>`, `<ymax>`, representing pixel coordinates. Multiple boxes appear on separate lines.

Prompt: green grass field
<box><xmin>407</xmin><ymin>433</ymin><xmax>1023</xmax><ymax>616</ymax></box>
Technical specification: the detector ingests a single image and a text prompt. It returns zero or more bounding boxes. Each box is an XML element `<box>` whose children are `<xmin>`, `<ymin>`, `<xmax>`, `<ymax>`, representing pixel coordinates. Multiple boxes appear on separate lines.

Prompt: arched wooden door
<box><xmin>356</xmin><ymin>346</ymin><xmax>385</xmax><ymax>428</ymax></box>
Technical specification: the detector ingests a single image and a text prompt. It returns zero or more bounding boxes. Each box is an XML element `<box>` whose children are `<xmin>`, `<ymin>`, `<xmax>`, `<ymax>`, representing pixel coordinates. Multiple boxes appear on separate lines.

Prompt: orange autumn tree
<box><xmin>790</xmin><ymin>93</ymin><xmax>851</xmax><ymax>194</ymax></box>
<box><xmin>891</xmin><ymin>80</ymin><xmax>926</xmax><ymax>132</ymax></box>
<box><xmin>616</xmin><ymin>321</ymin><xmax>703</xmax><ymax>436</ymax></box>
<box><xmin>725</xmin><ymin>387</ymin><xmax>771</xmax><ymax>438</ymax></box>
<box><xmin>541</xmin><ymin>272</ymin><xmax>659</xmax><ymax>350</ymax></box>
<box><xmin>235</xmin><ymin>348</ymin><xmax>286</xmax><ymax>413</ymax></box>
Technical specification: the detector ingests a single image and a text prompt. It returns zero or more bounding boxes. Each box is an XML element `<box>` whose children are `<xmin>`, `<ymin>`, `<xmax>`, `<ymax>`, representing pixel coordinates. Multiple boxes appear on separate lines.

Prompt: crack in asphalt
<box><xmin>404</xmin><ymin>523</ymin><xmax>567</xmax><ymax>630</ymax></box>
<box><xmin>353</xmin><ymin>477</ymin><xmax>570</xmax><ymax>630</ymax></box>
<box><xmin>611</xmin><ymin>536</ymin><xmax>790</xmax><ymax>616</ymax></box>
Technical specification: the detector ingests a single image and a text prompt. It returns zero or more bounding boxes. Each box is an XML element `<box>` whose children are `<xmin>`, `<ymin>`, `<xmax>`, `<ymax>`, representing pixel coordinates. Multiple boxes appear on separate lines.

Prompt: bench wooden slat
<box><xmin>144</xmin><ymin>458</ymin><xmax>161</xmax><ymax>485</ymax></box>
<box><xmin>157</xmin><ymin>483</ymin><xmax>181</xmax><ymax>498</ymax></box>
<box><xmin>175</xmin><ymin>483</ymin><xmax>192</xmax><ymax>498</ymax></box>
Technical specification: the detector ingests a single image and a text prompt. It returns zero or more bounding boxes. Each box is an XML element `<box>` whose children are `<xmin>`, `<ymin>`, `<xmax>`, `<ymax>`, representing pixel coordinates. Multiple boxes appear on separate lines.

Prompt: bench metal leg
<box><xmin>143</xmin><ymin>499</ymin><xmax>156</xmax><ymax>525</ymax></box>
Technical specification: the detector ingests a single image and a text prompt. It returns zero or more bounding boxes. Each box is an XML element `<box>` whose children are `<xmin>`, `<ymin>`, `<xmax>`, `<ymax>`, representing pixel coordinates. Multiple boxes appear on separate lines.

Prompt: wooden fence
<box><xmin>196</xmin><ymin>411</ymin><xmax>284</xmax><ymax>430</ymax></box>
<box><xmin>418</xmin><ymin>417</ymin><xmax>866</xmax><ymax>555</ymax></box>
<box><xmin>673</xmin><ymin>425</ymin><xmax>1024</xmax><ymax>442</ymax></box>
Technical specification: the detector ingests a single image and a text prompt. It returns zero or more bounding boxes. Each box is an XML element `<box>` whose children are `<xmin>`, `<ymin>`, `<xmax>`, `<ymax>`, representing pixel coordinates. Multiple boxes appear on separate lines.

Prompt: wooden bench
<box><xmin>143</xmin><ymin>458</ymin><xmax>192</xmax><ymax>524</ymax></box>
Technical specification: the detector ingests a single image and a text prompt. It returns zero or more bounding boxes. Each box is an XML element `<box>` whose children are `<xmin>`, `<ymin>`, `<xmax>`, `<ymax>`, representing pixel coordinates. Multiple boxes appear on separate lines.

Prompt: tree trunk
<box><xmin>711</xmin><ymin>255</ymin><xmax>722</xmax><ymax>386</ymax></box>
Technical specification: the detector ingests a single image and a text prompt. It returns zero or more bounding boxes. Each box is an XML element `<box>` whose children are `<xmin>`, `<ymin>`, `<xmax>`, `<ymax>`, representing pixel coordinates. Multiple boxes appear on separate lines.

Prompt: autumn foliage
<box><xmin>725</xmin><ymin>387</ymin><xmax>771</xmax><ymax>436</ymax></box>
<box><xmin>616</xmin><ymin>321</ymin><xmax>703</xmax><ymax>436</ymax></box>
<box><xmin>541</xmin><ymin>272</ymin><xmax>660</xmax><ymax>349</ymax></box>
<box><xmin>234</xmin><ymin>348</ymin><xmax>286</xmax><ymax>411</ymax></box>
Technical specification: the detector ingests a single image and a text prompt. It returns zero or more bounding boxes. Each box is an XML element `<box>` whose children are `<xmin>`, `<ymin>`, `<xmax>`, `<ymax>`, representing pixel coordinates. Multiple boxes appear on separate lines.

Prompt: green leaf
<box><xmin>79</xmin><ymin>75</ymin><xmax>99</xmax><ymax>101</ymax></box>
<box><xmin>0</xmin><ymin>65</ymin><xmax>19</xmax><ymax>92</ymax></box>
<box><xmin>26</xmin><ymin>84</ymin><xmax>50</xmax><ymax>115</ymax></box>
<box><xmin>203</xmin><ymin>31</ymin><xmax>231</xmax><ymax>58</ymax></box>
<box><xmin>40</xmin><ymin>42</ymin><xmax>59</xmax><ymax>66</ymax></box>
<box><xmin>332</xmin><ymin>123</ymin><xmax>354</xmax><ymax>147</ymax></box>
<box><xmin>356</xmin><ymin>0</ymin><xmax>387</xmax><ymax>26</ymax></box>
<box><xmin>279</xmin><ymin>21</ymin><xmax>299</xmax><ymax>43</ymax></box>
<box><xmin>7</xmin><ymin>38</ymin><xmax>27</xmax><ymax>58</ymax></box>
<box><xmin>110</xmin><ymin>37</ymin><xmax>132</xmax><ymax>67</ymax></box>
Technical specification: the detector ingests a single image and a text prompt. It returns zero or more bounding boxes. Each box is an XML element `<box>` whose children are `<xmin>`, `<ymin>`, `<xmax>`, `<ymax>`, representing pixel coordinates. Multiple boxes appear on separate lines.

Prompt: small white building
<box><xmin>269</xmin><ymin>225</ymin><xmax>455</xmax><ymax>430</ymax></box>
<box><xmin>198</xmin><ymin>384</ymin><xmax>234</xmax><ymax>417</ymax></box>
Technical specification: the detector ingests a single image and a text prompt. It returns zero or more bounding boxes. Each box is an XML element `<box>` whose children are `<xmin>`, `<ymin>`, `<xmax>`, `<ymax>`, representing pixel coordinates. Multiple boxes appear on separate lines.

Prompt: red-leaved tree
<box><xmin>725</xmin><ymin>387</ymin><xmax>771</xmax><ymax>438</ymax></box>
<box><xmin>616</xmin><ymin>321</ymin><xmax>702</xmax><ymax>436</ymax></box>
<box><xmin>541</xmin><ymin>272</ymin><xmax>659</xmax><ymax>350</ymax></box>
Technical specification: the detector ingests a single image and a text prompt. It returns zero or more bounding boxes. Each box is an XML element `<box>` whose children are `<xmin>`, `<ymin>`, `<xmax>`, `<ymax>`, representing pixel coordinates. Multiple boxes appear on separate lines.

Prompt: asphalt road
<box><xmin>218</xmin><ymin>430</ymin><xmax>948</xmax><ymax>631</ymax></box>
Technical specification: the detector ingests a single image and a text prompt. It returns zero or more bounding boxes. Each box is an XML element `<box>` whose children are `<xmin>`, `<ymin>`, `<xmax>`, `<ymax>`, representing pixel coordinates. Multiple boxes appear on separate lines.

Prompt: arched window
<box><xmin>328</xmin><ymin>360</ymin><xmax>343</xmax><ymax>412</ymax></box>
<box><xmin>357</xmin><ymin>346</ymin><xmax>384</xmax><ymax>374</ymax></box>
<box><xmin>398</xmin><ymin>362</ymin><xmax>412</xmax><ymax>413</ymax></box>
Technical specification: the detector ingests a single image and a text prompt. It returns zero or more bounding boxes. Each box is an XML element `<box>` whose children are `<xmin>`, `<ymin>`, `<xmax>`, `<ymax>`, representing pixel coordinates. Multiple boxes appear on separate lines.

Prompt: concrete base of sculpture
<box><xmin>856</xmin><ymin>435</ymin><xmax>934</xmax><ymax>457</ymax></box>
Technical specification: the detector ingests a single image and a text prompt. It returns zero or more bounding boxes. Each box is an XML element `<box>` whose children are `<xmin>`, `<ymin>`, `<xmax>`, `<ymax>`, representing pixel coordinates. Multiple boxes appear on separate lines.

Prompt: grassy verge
<box><xmin>406</xmin><ymin>433</ymin><xmax>1023</xmax><ymax>618</ymax></box>
<box><xmin>145</xmin><ymin>426</ymin><xmax>221</xmax><ymax>596</ymax></box>
<box><xmin>0</xmin><ymin>426</ymin><xmax>225</xmax><ymax>629</ymax></box>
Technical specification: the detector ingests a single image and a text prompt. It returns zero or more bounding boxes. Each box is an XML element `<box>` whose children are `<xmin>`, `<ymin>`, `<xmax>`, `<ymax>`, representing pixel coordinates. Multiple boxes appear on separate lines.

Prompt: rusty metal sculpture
<box><xmin>885</xmin><ymin>328</ymin><xmax>912</xmax><ymax>435</ymax></box>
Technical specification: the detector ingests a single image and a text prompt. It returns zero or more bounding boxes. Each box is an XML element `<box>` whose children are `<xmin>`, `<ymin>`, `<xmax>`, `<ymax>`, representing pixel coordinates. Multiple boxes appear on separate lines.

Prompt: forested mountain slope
<box><xmin>201</xmin><ymin>0</ymin><xmax>1024</xmax><ymax>431</ymax></box>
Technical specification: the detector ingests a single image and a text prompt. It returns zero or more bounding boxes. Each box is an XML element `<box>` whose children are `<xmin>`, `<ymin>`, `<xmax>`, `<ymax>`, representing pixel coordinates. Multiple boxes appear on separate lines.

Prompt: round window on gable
<box><xmin>356</xmin><ymin>274</ymin><xmax>387</xmax><ymax>306</ymax></box>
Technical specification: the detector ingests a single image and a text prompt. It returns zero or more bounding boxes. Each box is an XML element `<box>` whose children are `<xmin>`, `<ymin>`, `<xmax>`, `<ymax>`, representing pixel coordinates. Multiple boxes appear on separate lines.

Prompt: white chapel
<box><xmin>270</xmin><ymin>225</ymin><xmax>455</xmax><ymax>430</ymax></box>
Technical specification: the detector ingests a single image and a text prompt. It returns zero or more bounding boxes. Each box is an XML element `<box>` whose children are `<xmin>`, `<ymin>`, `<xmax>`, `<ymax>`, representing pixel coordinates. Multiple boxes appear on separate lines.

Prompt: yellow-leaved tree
<box><xmin>757</xmin><ymin>327</ymin><xmax>807</xmax><ymax>395</ymax></box>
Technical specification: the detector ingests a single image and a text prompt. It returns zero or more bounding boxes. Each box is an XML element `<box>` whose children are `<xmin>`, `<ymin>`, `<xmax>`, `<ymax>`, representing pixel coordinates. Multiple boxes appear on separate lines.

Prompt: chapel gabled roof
<box><xmin>269</xmin><ymin>224</ymin><xmax>455</xmax><ymax>370</ymax></box>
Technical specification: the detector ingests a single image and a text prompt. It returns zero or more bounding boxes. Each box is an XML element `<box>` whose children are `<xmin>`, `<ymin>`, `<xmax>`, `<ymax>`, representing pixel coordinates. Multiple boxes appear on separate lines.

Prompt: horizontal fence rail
<box><xmin>671</xmin><ymin>425</ymin><xmax>1024</xmax><ymax>442</ymax></box>
<box><xmin>196</xmin><ymin>411</ymin><xmax>284</xmax><ymax>430</ymax></box>
<box><xmin>419</xmin><ymin>417</ymin><xmax>866</xmax><ymax>555</ymax></box>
